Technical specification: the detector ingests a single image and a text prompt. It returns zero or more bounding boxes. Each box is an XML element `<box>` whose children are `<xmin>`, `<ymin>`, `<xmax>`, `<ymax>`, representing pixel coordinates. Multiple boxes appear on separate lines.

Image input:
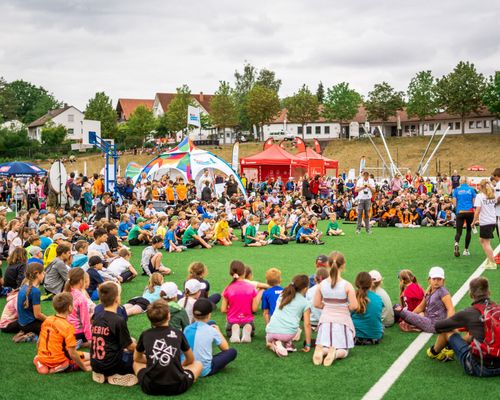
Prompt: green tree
<box><xmin>124</xmin><ymin>105</ymin><xmax>156</xmax><ymax>146</ymax></box>
<box><xmin>483</xmin><ymin>71</ymin><xmax>500</xmax><ymax>119</ymax></box>
<box><xmin>322</xmin><ymin>82</ymin><xmax>362</xmax><ymax>137</ymax></box>
<box><xmin>256</xmin><ymin>68</ymin><xmax>282</xmax><ymax>93</ymax></box>
<box><xmin>245</xmin><ymin>85</ymin><xmax>280</xmax><ymax>140</ymax></box>
<box><xmin>435</xmin><ymin>61</ymin><xmax>486</xmax><ymax>134</ymax></box>
<box><xmin>3</xmin><ymin>79</ymin><xmax>60</xmax><ymax>124</ymax></box>
<box><xmin>283</xmin><ymin>85</ymin><xmax>319</xmax><ymax>139</ymax></box>
<box><xmin>41</xmin><ymin>124</ymin><xmax>67</xmax><ymax>146</ymax></box>
<box><xmin>84</xmin><ymin>92</ymin><xmax>118</xmax><ymax>139</ymax></box>
<box><xmin>0</xmin><ymin>126</ymin><xmax>35</xmax><ymax>153</ymax></box>
<box><xmin>0</xmin><ymin>77</ymin><xmax>18</xmax><ymax>123</ymax></box>
<box><xmin>406</xmin><ymin>71</ymin><xmax>439</xmax><ymax>135</ymax></box>
<box><xmin>210</xmin><ymin>81</ymin><xmax>238</xmax><ymax>144</ymax></box>
<box><xmin>165</xmin><ymin>84</ymin><xmax>195</xmax><ymax>135</ymax></box>
<box><xmin>364</xmin><ymin>82</ymin><xmax>405</xmax><ymax>135</ymax></box>
<box><xmin>316</xmin><ymin>81</ymin><xmax>325</xmax><ymax>103</ymax></box>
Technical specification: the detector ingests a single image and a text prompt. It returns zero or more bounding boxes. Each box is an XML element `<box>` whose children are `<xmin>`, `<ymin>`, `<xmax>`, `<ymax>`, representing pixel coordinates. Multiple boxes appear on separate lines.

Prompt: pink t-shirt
<box><xmin>222</xmin><ymin>280</ymin><xmax>257</xmax><ymax>324</ymax></box>
<box><xmin>67</xmin><ymin>288</ymin><xmax>91</xmax><ymax>341</ymax></box>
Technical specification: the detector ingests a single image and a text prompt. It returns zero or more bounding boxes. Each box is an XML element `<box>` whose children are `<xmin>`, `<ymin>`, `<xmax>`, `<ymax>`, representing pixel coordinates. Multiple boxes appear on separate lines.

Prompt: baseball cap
<box><xmin>429</xmin><ymin>266</ymin><xmax>445</xmax><ymax>279</ymax></box>
<box><xmin>185</xmin><ymin>279</ymin><xmax>203</xmax><ymax>294</ymax></box>
<box><xmin>29</xmin><ymin>246</ymin><xmax>42</xmax><ymax>256</ymax></box>
<box><xmin>160</xmin><ymin>282</ymin><xmax>181</xmax><ymax>299</ymax></box>
<box><xmin>193</xmin><ymin>298</ymin><xmax>216</xmax><ymax>317</ymax></box>
<box><xmin>316</xmin><ymin>254</ymin><xmax>328</xmax><ymax>264</ymax></box>
<box><xmin>137</xmin><ymin>217</ymin><xmax>146</xmax><ymax>223</ymax></box>
<box><xmin>53</xmin><ymin>233</ymin><xmax>68</xmax><ymax>241</ymax></box>
<box><xmin>79</xmin><ymin>223</ymin><xmax>91</xmax><ymax>233</ymax></box>
<box><xmin>369</xmin><ymin>270</ymin><xmax>383</xmax><ymax>282</ymax></box>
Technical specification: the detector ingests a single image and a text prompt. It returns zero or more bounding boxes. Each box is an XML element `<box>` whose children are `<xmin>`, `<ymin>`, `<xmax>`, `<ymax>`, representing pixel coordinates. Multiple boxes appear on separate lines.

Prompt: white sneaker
<box><xmin>484</xmin><ymin>260</ymin><xmax>497</xmax><ymax>270</ymax></box>
<box><xmin>273</xmin><ymin>341</ymin><xmax>288</xmax><ymax>357</ymax></box>
<box><xmin>107</xmin><ymin>374</ymin><xmax>138</xmax><ymax>387</ymax></box>
<box><xmin>229</xmin><ymin>324</ymin><xmax>241</xmax><ymax>343</ymax></box>
<box><xmin>241</xmin><ymin>324</ymin><xmax>252</xmax><ymax>343</ymax></box>
<box><xmin>463</xmin><ymin>249</ymin><xmax>470</xmax><ymax>256</ymax></box>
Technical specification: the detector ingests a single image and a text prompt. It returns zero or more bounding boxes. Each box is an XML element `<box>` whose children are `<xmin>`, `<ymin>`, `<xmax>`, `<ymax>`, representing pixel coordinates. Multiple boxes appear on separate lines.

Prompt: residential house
<box><xmin>116</xmin><ymin>98</ymin><xmax>154</xmax><ymax>122</ymax></box>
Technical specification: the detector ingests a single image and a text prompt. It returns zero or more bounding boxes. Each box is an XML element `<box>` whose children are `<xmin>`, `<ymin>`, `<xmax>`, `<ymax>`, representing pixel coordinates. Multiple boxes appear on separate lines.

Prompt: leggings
<box><xmin>399</xmin><ymin>309</ymin><xmax>437</xmax><ymax>333</ymax></box>
<box><xmin>455</xmin><ymin>212</ymin><xmax>474</xmax><ymax>249</ymax></box>
<box><xmin>207</xmin><ymin>349</ymin><xmax>237</xmax><ymax>376</ymax></box>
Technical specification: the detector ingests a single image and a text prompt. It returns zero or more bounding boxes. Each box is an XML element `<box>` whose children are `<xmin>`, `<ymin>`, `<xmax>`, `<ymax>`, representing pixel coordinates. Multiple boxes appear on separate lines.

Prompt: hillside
<box><xmin>35</xmin><ymin>133</ymin><xmax>499</xmax><ymax>178</ymax></box>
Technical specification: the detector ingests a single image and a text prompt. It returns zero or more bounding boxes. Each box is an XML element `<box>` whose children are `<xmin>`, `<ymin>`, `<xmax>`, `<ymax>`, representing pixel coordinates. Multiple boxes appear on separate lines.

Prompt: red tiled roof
<box><xmin>155</xmin><ymin>92</ymin><xmax>214</xmax><ymax>114</ymax></box>
<box><xmin>116</xmin><ymin>99</ymin><xmax>154</xmax><ymax>121</ymax></box>
<box><xmin>27</xmin><ymin>105</ymin><xmax>72</xmax><ymax>128</ymax></box>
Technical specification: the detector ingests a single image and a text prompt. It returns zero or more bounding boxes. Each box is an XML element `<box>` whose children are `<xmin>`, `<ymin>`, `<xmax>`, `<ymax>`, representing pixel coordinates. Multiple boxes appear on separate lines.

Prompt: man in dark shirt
<box><xmin>429</xmin><ymin>277</ymin><xmax>500</xmax><ymax>377</ymax></box>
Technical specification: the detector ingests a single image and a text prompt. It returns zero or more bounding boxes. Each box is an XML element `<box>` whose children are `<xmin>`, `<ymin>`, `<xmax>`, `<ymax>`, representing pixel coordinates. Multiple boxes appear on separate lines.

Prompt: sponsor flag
<box><xmin>231</xmin><ymin>141</ymin><xmax>239</xmax><ymax>171</ymax></box>
<box><xmin>263</xmin><ymin>137</ymin><xmax>274</xmax><ymax>150</ymax></box>
<box><xmin>278</xmin><ymin>140</ymin><xmax>285</xmax><ymax>149</ymax></box>
<box><xmin>313</xmin><ymin>139</ymin><xmax>321</xmax><ymax>154</ymax></box>
<box><xmin>294</xmin><ymin>136</ymin><xmax>306</xmax><ymax>152</ymax></box>
<box><xmin>187</xmin><ymin>105</ymin><xmax>201</xmax><ymax>127</ymax></box>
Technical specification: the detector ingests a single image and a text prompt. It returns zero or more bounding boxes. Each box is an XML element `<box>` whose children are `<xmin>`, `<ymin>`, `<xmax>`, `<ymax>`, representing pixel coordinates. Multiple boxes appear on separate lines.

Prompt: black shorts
<box><xmin>138</xmin><ymin>368</ymin><xmax>194</xmax><ymax>396</ymax></box>
<box><xmin>126</xmin><ymin>297</ymin><xmax>150</xmax><ymax>311</ymax></box>
<box><xmin>93</xmin><ymin>351</ymin><xmax>134</xmax><ymax>376</ymax></box>
<box><xmin>128</xmin><ymin>238</ymin><xmax>144</xmax><ymax>246</ymax></box>
<box><xmin>120</xmin><ymin>270</ymin><xmax>134</xmax><ymax>282</ymax></box>
<box><xmin>479</xmin><ymin>224</ymin><xmax>495</xmax><ymax>239</ymax></box>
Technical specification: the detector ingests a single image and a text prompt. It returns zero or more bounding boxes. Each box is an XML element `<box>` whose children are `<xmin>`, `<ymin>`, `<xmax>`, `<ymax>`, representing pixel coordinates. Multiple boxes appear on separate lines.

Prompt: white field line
<box><xmin>362</xmin><ymin>244</ymin><xmax>500</xmax><ymax>400</ymax></box>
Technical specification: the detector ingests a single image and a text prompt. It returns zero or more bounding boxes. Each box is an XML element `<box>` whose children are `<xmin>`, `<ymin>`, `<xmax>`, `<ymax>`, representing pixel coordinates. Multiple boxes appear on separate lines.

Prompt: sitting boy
<box><xmin>34</xmin><ymin>292</ymin><xmax>91</xmax><ymax>374</ymax></box>
<box><xmin>91</xmin><ymin>282</ymin><xmax>138</xmax><ymax>386</ymax></box>
<box><xmin>133</xmin><ymin>300</ymin><xmax>203</xmax><ymax>395</ymax></box>
<box><xmin>141</xmin><ymin>236</ymin><xmax>171</xmax><ymax>276</ymax></box>
<box><xmin>184</xmin><ymin>298</ymin><xmax>237</xmax><ymax>377</ymax></box>
<box><xmin>262</xmin><ymin>268</ymin><xmax>283</xmax><ymax>325</ymax></box>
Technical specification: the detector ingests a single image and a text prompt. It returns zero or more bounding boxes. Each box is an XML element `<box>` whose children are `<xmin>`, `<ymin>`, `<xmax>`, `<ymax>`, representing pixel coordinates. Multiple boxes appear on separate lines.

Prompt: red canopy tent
<box><xmin>296</xmin><ymin>148</ymin><xmax>339</xmax><ymax>177</ymax></box>
<box><xmin>467</xmin><ymin>165</ymin><xmax>486</xmax><ymax>172</ymax></box>
<box><xmin>240</xmin><ymin>144</ymin><xmax>307</xmax><ymax>181</ymax></box>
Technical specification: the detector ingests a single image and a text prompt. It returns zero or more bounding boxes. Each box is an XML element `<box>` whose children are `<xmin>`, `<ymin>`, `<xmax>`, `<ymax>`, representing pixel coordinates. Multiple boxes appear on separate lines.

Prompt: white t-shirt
<box><xmin>474</xmin><ymin>192</ymin><xmax>497</xmax><ymax>225</ymax></box>
<box><xmin>88</xmin><ymin>242</ymin><xmax>111</xmax><ymax>257</ymax></box>
<box><xmin>495</xmin><ymin>180</ymin><xmax>500</xmax><ymax>217</ymax></box>
<box><xmin>198</xmin><ymin>221</ymin><xmax>211</xmax><ymax>237</ymax></box>
<box><xmin>356</xmin><ymin>178</ymin><xmax>375</xmax><ymax>200</ymax></box>
<box><xmin>144</xmin><ymin>207</ymin><xmax>157</xmax><ymax>217</ymax></box>
<box><xmin>107</xmin><ymin>257</ymin><xmax>131</xmax><ymax>276</ymax></box>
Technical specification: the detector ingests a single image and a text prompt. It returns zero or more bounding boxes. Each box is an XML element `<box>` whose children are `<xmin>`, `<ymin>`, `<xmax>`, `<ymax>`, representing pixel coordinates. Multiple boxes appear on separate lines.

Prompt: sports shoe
<box><xmin>49</xmin><ymin>361</ymin><xmax>69</xmax><ymax>373</ymax></box>
<box><xmin>440</xmin><ymin>347</ymin><xmax>455</xmax><ymax>360</ymax></box>
<box><xmin>355</xmin><ymin>229</ymin><xmax>361</xmax><ymax>235</ymax></box>
<box><xmin>367</xmin><ymin>230</ymin><xmax>373</xmax><ymax>235</ymax></box>
<box><xmin>107</xmin><ymin>374</ymin><xmax>138</xmax><ymax>387</ymax></box>
<box><xmin>323</xmin><ymin>347</ymin><xmax>336</xmax><ymax>367</ymax></box>
<box><xmin>241</xmin><ymin>324</ymin><xmax>252</xmax><ymax>343</ymax></box>
<box><xmin>285</xmin><ymin>342</ymin><xmax>297</xmax><ymax>352</ymax></box>
<box><xmin>484</xmin><ymin>260</ymin><xmax>497</xmax><ymax>270</ymax></box>
<box><xmin>463</xmin><ymin>249</ymin><xmax>470</xmax><ymax>256</ymax></box>
<box><xmin>92</xmin><ymin>372</ymin><xmax>106</xmax><ymax>384</ymax></box>
<box><xmin>273</xmin><ymin>341</ymin><xmax>288</xmax><ymax>357</ymax></box>
<box><xmin>454</xmin><ymin>242</ymin><xmax>460</xmax><ymax>257</ymax></box>
<box><xmin>229</xmin><ymin>324</ymin><xmax>241</xmax><ymax>343</ymax></box>
<box><xmin>312</xmin><ymin>346</ymin><xmax>324</xmax><ymax>365</ymax></box>
<box><xmin>340</xmin><ymin>232</ymin><xmax>345</xmax><ymax>236</ymax></box>
<box><xmin>293</xmin><ymin>328</ymin><xmax>302</xmax><ymax>341</ymax></box>
<box><xmin>33</xmin><ymin>356</ymin><xmax>49</xmax><ymax>374</ymax></box>
<box><xmin>426</xmin><ymin>347</ymin><xmax>453</xmax><ymax>362</ymax></box>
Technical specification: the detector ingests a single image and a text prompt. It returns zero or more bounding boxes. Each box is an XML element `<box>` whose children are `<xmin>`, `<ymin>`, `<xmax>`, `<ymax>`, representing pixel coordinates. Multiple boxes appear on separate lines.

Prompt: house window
<box><xmin>476</xmin><ymin>120</ymin><xmax>482</xmax><ymax>128</ymax></box>
<box><xmin>306</xmin><ymin>126</ymin><xmax>312</xmax><ymax>134</ymax></box>
<box><xmin>469</xmin><ymin>121</ymin><xmax>474</xmax><ymax>129</ymax></box>
<box><xmin>315</xmin><ymin>126</ymin><xmax>321</xmax><ymax>134</ymax></box>
<box><xmin>429</xmin><ymin>123</ymin><xmax>434</xmax><ymax>131</ymax></box>
<box><xmin>484</xmin><ymin>120</ymin><xmax>490</xmax><ymax>128</ymax></box>
<box><xmin>436</xmin><ymin>123</ymin><xmax>441</xmax><ymax>131</ymax></box>
<box><xmin>324</xmin><ymin>126</ymin><xmax>330</xmax><ymax>134</ymax></box>
<box><xmin>404</xmin><ymin>125</ymin><xmax>409</xmax><ymax>133</ymax></box>
<box><xmin>67</xmin><ymin>128</ymin><xmax>74</xmax><ymax>135</ymax></box>
<box><xmin>455</xmin><ymin>122</ymin><xmax>460</xmax><ymax>130</ymax></box>
<box><xmin>298</xmin><ymin>126</ymin><xmax>303</xmax><ymax>135</ymax></box>
<box><xmin>410</xmin><ymin>124</ymin><xmax>416</xmax><ymax>132</ymax></box>
<box><xmin>448</xmin><ymin>122</ymin><xmax>453</xmax><ymax>129</ymax></box>
<box><xmin>68</xmin><ymin>114</ymin><xmax>74</xmax><ymax>122</ymax></box>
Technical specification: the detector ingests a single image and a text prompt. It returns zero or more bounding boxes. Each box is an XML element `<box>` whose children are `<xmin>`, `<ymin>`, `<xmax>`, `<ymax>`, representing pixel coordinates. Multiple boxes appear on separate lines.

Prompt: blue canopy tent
<box><xmin>0</xmin><ymin>161</ymin><xmax>47</xmax><ymax>177</ymax></box>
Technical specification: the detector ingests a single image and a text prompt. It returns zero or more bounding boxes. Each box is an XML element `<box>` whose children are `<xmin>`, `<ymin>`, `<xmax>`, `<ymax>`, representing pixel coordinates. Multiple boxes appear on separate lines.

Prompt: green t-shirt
<box><xmin>245</xmin><ymin>225</ymin><xmax>257</xmax><ymax>244</ymax></box>
<box><xmin>270</xmin><ymin>225</ymin><xmax>281</xmax><ymax>239</ymax></box>
<box><xmin>326</xmin><ymin>221</ymin><xmax>339</xmax><ymax>231</ymax></box>
<box><xmin>182</xmin><ymin>226</ymin><xmax>198</xmax><ymax>245</ymax></box>
<box><xmin>128</xmin><ymin>225</ymin><xmax>140</xmax><ymax>240</ymax></box>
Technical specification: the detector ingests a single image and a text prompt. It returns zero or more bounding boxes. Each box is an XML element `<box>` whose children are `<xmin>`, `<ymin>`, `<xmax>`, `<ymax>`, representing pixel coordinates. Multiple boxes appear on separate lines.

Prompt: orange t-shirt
<box><xmin>37</xmin><ymin>315</ymin><xmax>77</xmax><ymax>368</ymax></box>
<box><xmin>93</xmin><ymin>179</ymin><xmax>104</xmax><ymax>196</ymax></box>
<box><xmin>166</xmin><ymin>186</ymin><xmax>175</xmax><ymax>201</ymax></box>
<box><xmin>152</xmin><ymin>188</ymin><xmax>159</xmax><ymax>200</ymax></box>
<box><xmin>176</xmin><ymin>185</ymin><xmax>187</xmax><ymax>201</ymax></box>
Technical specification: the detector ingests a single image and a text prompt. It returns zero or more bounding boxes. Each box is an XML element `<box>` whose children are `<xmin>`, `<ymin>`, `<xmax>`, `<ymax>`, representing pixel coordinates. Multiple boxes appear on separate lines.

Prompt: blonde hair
<box><xmin>147</xmin><ymin>272</ymin><xmax>163</xmax><ymax>294</ymax></box>
<box><xmin>479</xmin><ymin>179</ymin><xmax>495</xmax><ymax>199</ymax></box>
<box><xmin>188</xmin><ymin>262</ymin><xmax>207</xmax><ymax>280</ymax></box>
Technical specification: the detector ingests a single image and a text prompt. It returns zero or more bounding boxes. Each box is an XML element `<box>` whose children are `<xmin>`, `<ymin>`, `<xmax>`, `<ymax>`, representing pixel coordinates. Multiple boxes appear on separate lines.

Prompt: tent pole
<box><xmin>417</xmin><ymin>125</ymin><xmax>438</xmax><ymax>174</ymax></box>
<box><xmin>378</xmin><ymin>125</ymin><xmax>401</xmax><ymax>178</ymax></box>
<box><xmin>366</xmin><ymin>133</ymin><xmax>390</xmax><ymax>176</ymax></box>
<box><xmin>420</xmin><ymin>127</ymin><xmax>450</xmax><ymax>176</ymax></box>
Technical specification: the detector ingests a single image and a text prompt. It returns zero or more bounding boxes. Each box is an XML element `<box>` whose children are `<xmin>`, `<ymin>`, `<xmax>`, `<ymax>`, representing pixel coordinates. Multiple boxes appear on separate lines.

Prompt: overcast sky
<box><xmin>1</xmin><ymin>0</ymin><xmax>499</xmax><ymax>109</ymax></box>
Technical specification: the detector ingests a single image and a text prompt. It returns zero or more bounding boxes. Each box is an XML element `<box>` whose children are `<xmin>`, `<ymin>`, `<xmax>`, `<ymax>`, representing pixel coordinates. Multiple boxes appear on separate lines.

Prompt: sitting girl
<box><xmin>64</xmin><ymin>268</ymin><xmax>92</xmax><ymax>346</ymax></box>
<box><xmin>187</xmin><ymin>262</ymin><xmax>221</xmax><ymax>304</ymax></box>
<box><xmin>313</xmin><ymin>252</ymin><xmax>357</xmax><ymax>366</ymax></box>
<box><xmin>265</xmin><ymin>275</ymin><xmax>312</xmax><ymax>357</ymax></box>
<box><xmin>369</xmin><ymin>270</ymin><xmax>394</xmax><ymax>327</ymax></box>
<box><xmin>0</xmin><ymin>289</ymin><xmax>20</xmax><ymax>333</ymax></box>
<box><xmin>214</xmin><ymin>213</ymin><xmax>233</xmax><ymax>246</ymax></box>
<box><xmin>244</xmin><ymin>266</ymin><xmax>270</xmax><ymax>290</ymax></box>
<box><xmin>395</xmin><ymin>269</ymin><xmax>425</xmax><ymax>331</ymax></box>
<box><xmin>123</xmin><ymin>273</ymin><xmax>164</xmax><ymax>316</ymax></box>
<box><xmin>351</xmin><ymin>272</ymin><xmax>384</xmax><ymax>345</ymax></box>
<box><xmin>178</xmin><ymin>279</ymin><xmax>203</xmax><ymax>323</ymax></box>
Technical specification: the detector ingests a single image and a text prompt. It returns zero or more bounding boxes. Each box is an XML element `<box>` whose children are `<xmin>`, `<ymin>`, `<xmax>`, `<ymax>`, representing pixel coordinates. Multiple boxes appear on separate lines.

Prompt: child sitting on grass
<box><xmin>141</xmin><ymin>236</ymin><xmax>171</xmax><ymax>276</ymax></box>
<box><xmin>351</xmin><ymin>272</ymin><xmax>384</xmax><ymax>345</ymax></box>
<box><xmin>262</xmin><ymin>268</ymin><xmax>284</xmax><ymax>325</ymax></box>
<box><xmin>244</xmin><ymin>216</ymin><xmax>268</xmax><ymax>247</ymax></box>
<box><xmin>107</xmin><ymin>248</ymin><xmax>138</xmax><ymax>283</ymax></box>
<box><xmin>86</xmin><ymin>256</ymin><xmax>105</xmax><ymax>301</ymax></box>
<box><xmin>64</xmin><ymin>268</ymin><xmax>92</xmax><ymax>346</ymax></box>
<box><xmin>164</xmin><ymin>220</ymin><xmax>184</xmax><ymax>253</ymax></box>
<box><xmin>184</xmin><ymin>298</ymin><xmax>238</xmax><ymax>376</ymax></box>
<box><xmin>265</xmin><ymin>275</ymin><xmax>312</xmax><ymax>357</ymax></box>
<box><xmin>369</xmin><ymin>270</ymin><xmax>394</xmax><ymax>327</ymax></box>
<box><xmin>269</xmin><ymin>217</ymin><xmax>289</xmax><ymax>245</ymax></box>
<box><xmin>182</xmin><ymin>218</ymin><xmax>212</xmax><ymax>249</ymax></box>
<box><xmin>133</xmin><ymin>300</ymin><xmax>203</xmax><ymax>396</ymax></box>
<box><xmin>395</xmin><ymin>269</ymin><xmax>426</xmax><ymax>331</ymax></box>
<box><xmin>91</xmin><ymin>281</ymin><xmax>137</xmax><ymax>387</ymax></box>
<box><xmin>160</xmin><ymin>282</ymin><xmax>189</xmax><ymax>331</ymax></box>
<box><xmin>244</xmin><ymin>266</ymin><xmax>270</xmax><ymax>290</ymax></box>
<box><xmin>0</xmin><ymin>289</ymin><xmax>20</xmax><ymax>333</ymax></box>
<box><xmin>326</xmin><ymin>213</ymin><xmax>344</xmax><ymax>236</ymax></box>
<box><xmin>179</xmin><ymin>279</ymin><xmax>203</xmax><ymax>323</ymax></box>
<box><xmin>306</xmin><ymin>267</ymin><xmax>329</xmax><ymax>331</ymax></box>
<box><xmin>34</xmin><ymin>292</ymin><xmax>91</xmax><ymax>374</ymax></box>
<box><xmin>123</xmin><ymin>273</ymin><xmax>164</xmax><ymax>316</ymax></box>
<box><xmin>296</xmin><ymin>219</ymin><xmax>324</xmax><ymax>245</ymax></box>
<box><xmin>187</xmin><ymin>262</ymin><xmax>221</xmax><ymax>305</ymax></box>
<box><xmin>221</xmin><ymin>260</ymin><xmax>261</xmax><ymax>343</ymax></box>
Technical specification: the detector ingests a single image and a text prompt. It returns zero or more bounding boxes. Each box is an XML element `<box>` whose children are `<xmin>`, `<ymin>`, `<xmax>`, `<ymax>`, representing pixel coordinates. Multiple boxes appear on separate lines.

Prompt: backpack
<box><xmin>470</xmin><ymin>302</ymin><xmax>500</xmax><ymax>365</ymax></box>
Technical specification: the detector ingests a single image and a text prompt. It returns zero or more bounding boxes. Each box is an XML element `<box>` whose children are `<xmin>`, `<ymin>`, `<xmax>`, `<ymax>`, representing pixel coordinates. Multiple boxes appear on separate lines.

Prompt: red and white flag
<box><xmin>263</xmin><ymin>137</ymin><xmax>274</xmax><ymax>150</ymax></box>
<box><xmin>295</xmin><ymin>136</ymin><xmax>306</xmax><ymax>152</ymax></box>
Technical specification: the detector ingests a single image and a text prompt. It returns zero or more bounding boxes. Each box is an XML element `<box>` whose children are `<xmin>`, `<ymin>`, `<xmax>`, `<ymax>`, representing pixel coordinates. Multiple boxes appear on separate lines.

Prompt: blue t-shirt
<box><xmin>265</xmin><ymin>293</ymin><xmax>310</xmax><ymax>335</ymax></box>
<box><xmin>87</xmin><ymin>268</ymin><xmax>104</xmax><ymax>295</ymax></box>
<box><xmin>17</xmin><ymin>284</ymin><xmax>41</xmax><ymax>326</ymax></box>
<box><xmin>142</xmin><ymin>285</ymin><xmax>162</xmax><ymax>303</ymax></box>
<box><xmin>351</xmin><ymin>291</ymin><xmax>384</xmax><ymax>340</ymax></box>
<box><xmin>184</xmin><ymin>321</ymin><xmax>223</xmax><ymax>377</ymax></box>
<box><xmin>296</xmin><ymin>227</ymin><xmax>312</xmax><ymax>241</ymax></box>
<box><xmin>39</xmin><ymin>236</ymin><xmax>52</xmax><ymax>252</ymax></box>
<box><xmin>72</xmin><ymin>254</ymin><xmax>88</xmax><ymax>268</ymax></box>
<box><xmin>163</xmin><ymin>230</ymin><xmax>176</xmax><ymax>250</ymax></box>
<box><xmin>118</xmin><ymin>222</ymin><xmax>129</xmax><ymax>237</ymax></box>
<box><xmin>453</xmin><ymin>184</ymin><xmax>476</xmax><ymax>213</ymax></box>
<box><xmin>261</xmin><ymin>286</ymin><xmax>284</xmax><ymax>315</ymax></box>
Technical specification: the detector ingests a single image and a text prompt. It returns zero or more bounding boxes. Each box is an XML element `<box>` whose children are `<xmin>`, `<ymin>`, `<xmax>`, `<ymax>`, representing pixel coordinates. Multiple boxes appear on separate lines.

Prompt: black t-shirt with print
<box><xmin>91</xmin><ymin>310</ymin><xmax>132</xmax><ymax>374</ymax></box>
<box><xmin>136</xmin><ymin>326</ymin><xmax>190</xmax><ymax>386</ymax></box>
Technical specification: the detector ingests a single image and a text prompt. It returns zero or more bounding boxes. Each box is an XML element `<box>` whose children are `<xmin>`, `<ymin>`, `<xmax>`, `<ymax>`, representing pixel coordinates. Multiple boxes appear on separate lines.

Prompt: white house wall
<box><xmin>263</xmin><ymin>123</ymin><xmax>341</xmax><ymax>140</ymax></box>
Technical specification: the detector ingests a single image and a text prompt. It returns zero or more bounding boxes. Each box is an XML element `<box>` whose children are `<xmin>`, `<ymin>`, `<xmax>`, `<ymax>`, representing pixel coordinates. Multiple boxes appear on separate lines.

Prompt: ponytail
<box><xmin>279</xmin><ymin>275</ymin><xmax>309</xmax><ymax>309</ymax></box>
<box><xmin>64</xmin><ymin>267</ymin><xmax>85</xmax><ymax>292</ymax></box>
<box><xmin>355</xmin><ymin>272</ymin><xmax>372</xmax><ymax>314</ymax></box>
<box><xmin>328</xmin><ymin>251</ymin><xmax>345</xmax><ymax>289</ymax></box>
<box><xmin>229</xmin><ymin>260</ymin><xmax>245</xmax><ymax>283</ymax></box>
<box><xmin>398</xmin><ymin>269</ymin><xmax>417</xmax><ymax>303</ymax></box>
<box><xmin>23</xmin><ymin>262</ymin><xmax>44</xmax><ymax>309</ymax></box>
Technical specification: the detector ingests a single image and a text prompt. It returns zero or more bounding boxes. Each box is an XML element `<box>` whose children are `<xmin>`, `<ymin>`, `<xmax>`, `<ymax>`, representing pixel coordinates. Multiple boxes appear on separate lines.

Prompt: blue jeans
<box><xmin>449</xmin><ymin>333</ymin><xmax>500</xmax><ymax>377</ymax></box>
<box><xmin>207</xmin><ymin>348</ymin><xmax>237</xmax><ymax>376</ymax></box>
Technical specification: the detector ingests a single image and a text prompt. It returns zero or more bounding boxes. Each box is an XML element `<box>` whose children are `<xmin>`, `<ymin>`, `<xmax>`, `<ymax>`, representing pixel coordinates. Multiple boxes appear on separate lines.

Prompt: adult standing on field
<box><xmin>472</xmin><ymin>179</ymin><xmax>497</xmax><ymax>269</ymax></box>
<box><xmin>355</xmin><ymin>171</ymin><xmax>375</xmax><ymax>234</ymax></box>
<box><xmin>452</xmin><ymin>176</ymin><xmax>476</xmax><ymax>257</ymax></box>
<box><xmin>493</xmin><ymin>168</ymin><xmax>500</xmax><ymax>239</ymax></box>
<box><xmin>451</xmin><ymin>170</ymin><xmax>461</xmax><ymax>190</ymax></box>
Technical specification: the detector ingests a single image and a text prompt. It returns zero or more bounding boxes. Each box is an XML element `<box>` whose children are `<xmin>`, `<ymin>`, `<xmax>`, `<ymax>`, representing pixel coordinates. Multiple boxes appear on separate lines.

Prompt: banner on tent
<box><xmin>187</xmin><ymin>106</ymin><xmax>201</xmax><ymax>127</ymax></box>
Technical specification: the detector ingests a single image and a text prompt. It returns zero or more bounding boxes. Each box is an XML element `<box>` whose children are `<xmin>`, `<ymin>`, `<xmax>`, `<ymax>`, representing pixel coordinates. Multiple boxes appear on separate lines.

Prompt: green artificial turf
<box><xmin>0</xmin><ymin>222</ymin><xmax>498</xmax><ymax>400</ymax></box>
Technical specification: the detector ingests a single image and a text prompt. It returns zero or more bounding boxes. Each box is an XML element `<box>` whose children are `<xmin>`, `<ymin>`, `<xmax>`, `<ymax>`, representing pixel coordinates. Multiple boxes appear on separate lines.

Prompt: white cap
<box><xmin>185</xmin><ymin>279</ymin><xmax>203</xmax><ymax>294</ymax></box>
<box><xmin>160</xmin><ymin>282</ymin><xmax>181</xmax><ymax>299</ymax></box>
<box><xmin>369</xmin><ymin>270</ymin><xmax>382</xmax><ymax>282</ymax></box>
<box><xmin>428</xmin><ymin>266</ymin><xmax>445</xmax><ymax>279</ymax></box>
<box><xmin>53</xmin><ymin>233</ymin><xmax>68</xmax><ymax>240</ymax></box>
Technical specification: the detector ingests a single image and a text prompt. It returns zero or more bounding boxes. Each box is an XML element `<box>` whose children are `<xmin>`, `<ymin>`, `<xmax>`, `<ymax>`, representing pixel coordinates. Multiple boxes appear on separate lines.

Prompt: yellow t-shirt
<box><xmin>215</xmin><ymin>220</ymin><xmax>229</xmax><ymax>240</ymax></box>
<box><xmin>156</xmin><ymin>226</ymin><xmax>167</xmax><ymax>239</ymax></box>
<box><xmin>267</xmin><ymin>220</ymin><xmax>276</xmax><ymax>233</ymax></box>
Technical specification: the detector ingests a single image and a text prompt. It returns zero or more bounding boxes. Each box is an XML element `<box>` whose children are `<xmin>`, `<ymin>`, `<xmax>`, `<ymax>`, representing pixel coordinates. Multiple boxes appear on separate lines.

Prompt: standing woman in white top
<box><xmin>493</xmin><ymin>168</ymin><xmax>500</xmax><ymax>239</ymax></box>
<box><xmin>355</xmin><ymin>171</ymin><xmax>376</xmax><ymax>234</ymax></box>
<box><xmin>472</xmin><ymin>179</ymin><xmax>497</xmax><ymax>269</ymax></box>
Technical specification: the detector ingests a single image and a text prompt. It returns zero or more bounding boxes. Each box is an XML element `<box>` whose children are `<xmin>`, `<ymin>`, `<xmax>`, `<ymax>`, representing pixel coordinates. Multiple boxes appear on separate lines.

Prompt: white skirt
<box><xmin>316</xmin><ymin>322</ymin><xmax>354</xmax><ymax>349</ymax></box>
